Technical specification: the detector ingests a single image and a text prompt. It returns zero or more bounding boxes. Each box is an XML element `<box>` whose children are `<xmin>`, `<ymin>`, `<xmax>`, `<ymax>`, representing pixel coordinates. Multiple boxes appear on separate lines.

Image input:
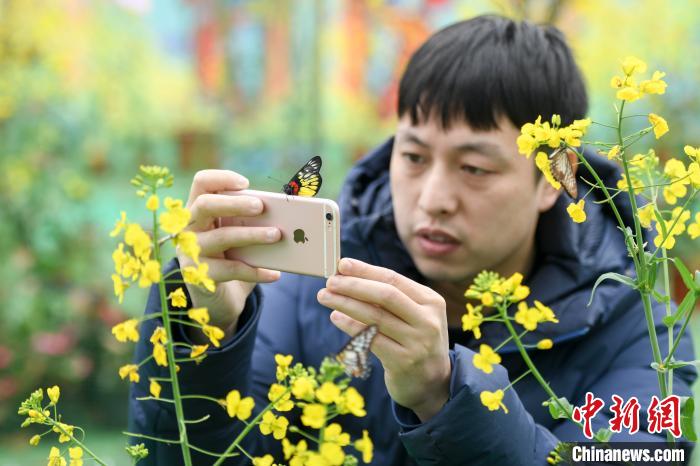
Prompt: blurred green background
<box><xmin>1</xmin><ymin>0</ymin><xmax>699</xmax><ymax>464</ymax></box>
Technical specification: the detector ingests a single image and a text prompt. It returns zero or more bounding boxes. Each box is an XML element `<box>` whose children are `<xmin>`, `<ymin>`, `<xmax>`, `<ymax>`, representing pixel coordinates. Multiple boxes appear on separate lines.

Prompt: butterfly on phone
<box><xmin>548</xmin><ymin>146</ymin><xmax>578</xmax><ymax>199</ymax></box>
<box><xmin>336</xmin><ymin>324</ymin><xmax>378</xmax><ymax>379</ymax></box>
<box><xmin>282</xmin><ymin>156</ymin><xmax>322</xmax><ymax>197</ymax></box>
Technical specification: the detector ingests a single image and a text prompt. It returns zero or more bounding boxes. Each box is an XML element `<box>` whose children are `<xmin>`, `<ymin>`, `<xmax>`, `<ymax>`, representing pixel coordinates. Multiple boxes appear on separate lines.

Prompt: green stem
<box><xmin>498</xmin><ymin>305</ymin><xmax>581</xmax><ymax>429</ymax></box>
<box><xmin>153</xmin><ymin>210</ymin><xmax>193</xmax><ymax>466</ymax></box>
<box><xmin>661</xmin><ymin>248</ymin><xmax>673</xmax><ymax>395</ymax></box>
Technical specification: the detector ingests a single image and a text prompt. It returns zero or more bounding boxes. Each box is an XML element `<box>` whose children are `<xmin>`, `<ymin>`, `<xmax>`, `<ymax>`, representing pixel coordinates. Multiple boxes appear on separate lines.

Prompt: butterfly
<box><xmin>336</xmin><ymin>324</ymin><xmax>378</xmax><ymax>379</ymax></box>
<box><xmin>549</xmin><ymin>146</ymin><xmax>578</xmax><ymax>199</ymax></box>
<box><xmin>282</xmin><ymin>156</ymin><xmax>322</xmax><ymax>197</ymax></box>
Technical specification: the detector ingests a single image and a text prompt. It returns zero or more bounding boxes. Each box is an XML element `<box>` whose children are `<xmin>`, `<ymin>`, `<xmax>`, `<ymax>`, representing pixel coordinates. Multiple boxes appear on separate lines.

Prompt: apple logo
<box><xmin>293</xmin><ymin>229</ymin><xmax>309</xmax><ymax>244</ymax></box>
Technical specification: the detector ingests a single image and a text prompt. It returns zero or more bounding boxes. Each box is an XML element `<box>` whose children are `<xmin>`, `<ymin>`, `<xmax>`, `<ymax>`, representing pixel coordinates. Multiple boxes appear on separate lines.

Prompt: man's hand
<box><xmin>179</xmin><ymin>170</ymin><xmax>282</xmax><ymax>341</ymax></box>
<box><xmin>317</xmin><ymin>257</ymin><xmax>451</xmax><ymax>422</ymax></box>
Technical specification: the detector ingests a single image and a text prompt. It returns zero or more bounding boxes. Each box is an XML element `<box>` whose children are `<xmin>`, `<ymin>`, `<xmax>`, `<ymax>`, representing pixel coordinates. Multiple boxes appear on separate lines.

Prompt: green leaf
<box><xmin>681</xmin><ymin>397</ymin><xmax>697</xmax><ymax>441</ymax></box>
<box><xmin>664</xmin><ymin>290</ymin><xmax>698</xmax><ymax>328</ymax></box>
<box><xmin>587</xmin><ymin>272</ymin><xmax>637</xmax><ymax>306</ymax></box>
<box><xmin>543</xmin><ymin>396</ymin><xmax>573</xmax><ymax>420</ymax></box>
<box><xmin>672</xmin><ymin>258</ymin><xmax>699</xmax><ymax>293</ymax></box>
<box><xmin>594</xmin><ymin>427</ymin><xmax>613</xmax><ymax>443</ymax></box>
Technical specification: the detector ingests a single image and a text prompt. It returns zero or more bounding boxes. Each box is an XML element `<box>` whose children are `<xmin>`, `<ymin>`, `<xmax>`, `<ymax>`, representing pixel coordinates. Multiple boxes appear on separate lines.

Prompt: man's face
<box><xmin>390</xmin><ymin>114</ymin><xmax>559</xmax><ymax>284</ymax></box>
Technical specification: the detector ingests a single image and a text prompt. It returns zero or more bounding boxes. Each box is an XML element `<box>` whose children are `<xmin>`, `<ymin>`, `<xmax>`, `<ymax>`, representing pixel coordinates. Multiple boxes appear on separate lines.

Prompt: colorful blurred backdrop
<box><xmin>1</xmin><ymin>0</ymin><xmax>699</xmax><ymax>463</ymax></box>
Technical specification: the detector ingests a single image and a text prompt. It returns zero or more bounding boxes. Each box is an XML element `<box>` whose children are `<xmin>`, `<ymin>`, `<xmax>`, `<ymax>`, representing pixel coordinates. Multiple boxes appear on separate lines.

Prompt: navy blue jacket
<box><xmin>129</xmin><ymin>138</ymin><xmax>696</xmax><ymax>465</ymax></box>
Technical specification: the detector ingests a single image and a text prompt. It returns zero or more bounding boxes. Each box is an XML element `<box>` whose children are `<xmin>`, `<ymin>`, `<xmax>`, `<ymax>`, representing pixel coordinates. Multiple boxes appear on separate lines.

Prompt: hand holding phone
<box><xmin>178</xmin><ymin>171</ymin><xmax>283</xmax><ymax>339</ymax></box>
<box><xmin>221</xmin><ymin>190</ymin><xmax>341</xmax><ymax>278</ymax></box>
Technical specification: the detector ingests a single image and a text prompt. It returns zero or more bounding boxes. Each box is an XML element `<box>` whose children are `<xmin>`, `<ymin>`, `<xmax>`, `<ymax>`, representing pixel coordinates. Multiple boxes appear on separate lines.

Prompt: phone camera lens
<box><xmin>325</xmin><ymin>213</ymin><xmax>333</xmax><ymax>221</ymax></box>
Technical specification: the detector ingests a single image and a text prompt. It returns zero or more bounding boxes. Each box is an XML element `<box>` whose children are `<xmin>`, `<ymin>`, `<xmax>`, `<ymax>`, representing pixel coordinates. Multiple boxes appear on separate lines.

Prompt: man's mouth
<box><xmin>415</xmin><ymin>227</ymin><xmax>461</xmax><ymax>256</ymax></box>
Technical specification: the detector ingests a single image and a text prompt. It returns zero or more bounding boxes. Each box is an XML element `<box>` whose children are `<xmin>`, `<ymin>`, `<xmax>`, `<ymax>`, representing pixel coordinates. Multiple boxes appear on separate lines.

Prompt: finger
<box><xmin>317</xmin><ymin>288</ymin><xmax>412</xmax><ymax>344</ymax></box>
<box><xmin>187</xmin><ymin>170</ymin><xmax>249</xmax><ymax>207</ymax></box>
<box><xmin>337</xmin><ymin>258</ymin><xmax>435</xmax><ymax>304</ymax></box>
<box><xmin>189</xmin><ymin>194</ymin><xmax>264</xmax><ymax>231</ymax></box>
<box><xmin>330</xmin><ymin>310</ymin><xmax>405</xmax><ymax>364</ymax></box>
<box><xmin>184</xmin><ymin>256</ymin><xmax>281</xmax><ymax>283</ymax></box>
<box><xmin>197</xmin><ymin>226</ymin><xmax>281</xmax><ymax>256</ymax></box>
<box><xmin>324</xmin><ymin>275</ymin><xmax>422</xmax><ymax>327</ymax></box>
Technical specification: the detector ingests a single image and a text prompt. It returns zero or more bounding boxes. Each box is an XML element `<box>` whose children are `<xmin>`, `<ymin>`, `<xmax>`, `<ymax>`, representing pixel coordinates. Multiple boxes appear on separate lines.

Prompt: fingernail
<box><xmin>267</xmin><ymin>228</ymin><xmax>279</xmax><ymax>241</ymax></box>
<box><xmin>251</xmin><ymin>198</ymin><xmax>263</xmax><ymax>211</ymax></box>
<box><xmin>339</xmin><ymin>258</ymin><xmax>352</xmax><ymax>272</ymax></box>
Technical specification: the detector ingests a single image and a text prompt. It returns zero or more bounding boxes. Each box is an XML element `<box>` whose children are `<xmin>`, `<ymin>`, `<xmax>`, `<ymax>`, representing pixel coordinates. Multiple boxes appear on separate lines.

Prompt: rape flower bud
<box><xmin>537</xmin><ymin>339</ymin><xmax>554</xmax><ymax>350</ymax></box>
<box><xmin>47</xmin><ymin>385</ymin><xmax>60</xmax><ymax>405</ymax></box>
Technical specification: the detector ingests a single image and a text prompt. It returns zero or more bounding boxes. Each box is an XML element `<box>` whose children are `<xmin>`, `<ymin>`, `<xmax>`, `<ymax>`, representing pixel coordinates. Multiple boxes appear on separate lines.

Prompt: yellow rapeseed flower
<box><xmin>606</xmin><ymin>145</ymin><xmax>620</xmax><ymax>160</ymax></box>
<box><xmin>639</xmin><ymin>71</ymin><xmax>667</xmax><ymax>95</ymax></box>
<box><xmin>481</xmin><ymin>291</ymin><xmax>494</xmax><ymax>307</ymax></box>
<box><xmin>282</xmin><ymin>438</ymin><xmax>308</xmax><ymax>463</ymax></box>
<box><xmin>52</xmin><ymin>422</ymin><xmax>74</xmax><ymax>443</ymax></box>
<box><xmin>175</xmin><ymin>231</ymin><xmax>201</xmax><ymax>264</ymax></box>
<box><xmin>48</xmin><ymin>446</ymin><xmax>66</xmax><ymax>466</ymax></box>
<box><xmin>259</xmin><ymin>411</ymin><xmax>289</xmax><ymax>439</ymax></box>
<box><xmin>617</xmin><ymin>86</ymin><xmax>641</xmax><ymax>102</ymax></box>
<box><xmin>268</xmin><ymin>383</ymin><xmax>293</xmax><ymax>411</ymax></box>
<box><xmin>336</xmin><ymin>387</ymin><xmax>366</xmax><ymax>417</ymax></box>
<box><xmin>566</xmin><ymin>199</ymin><xmax>587</xmax><ymax>223</ymax></box>
<box><xmin>159</xmin><ymin>197</ymin><xmax>191</xmax><ymax>234</ymax></box>
<box><xmin>47</xmin><ymin>385</ymin><xmax>60</xmax><ymax>405</ymax></box>
<box><xmin>687</xmin><ymin>162</ymin><xmax>700</xmax><ymax>188</ymax></box>
<box><xmin>112</xmin><ymin>319</ymin><xmax>140</xmax><ymax>343</ymax></box>
<box><xmin>29</xmin><ymin>434</ymin><xmax>41</xmax><ymax>446</ymax></box>
<box><xmin>149</xmin><ymin>380</ymin><xmax>162</xmax><ymax>398</ymax></box>
<box><xmin>190</xmin><ymin>344</ymin><xmax>209</xmax><ymax>359</ymax></box>
<box><xmin>182</xmin><ymin>263</ymin><xmax>215</xmax><ymax>292</ymax></box>
<box><xmin>68</xmin><ymin>446</ymin><xmax>83</xmax><ymax>466</ymax></box>
<box><xmin>153</xmin><ymin>343</ymin><xmax>167</xmax><ymax>367</ymax></box>
<box><xmin>301</xmin><ymin>403</ymin><xmax>327</xmax><ymax>429</ymax></box>
<box><xmin>684</xmin><ymin>145</ymin><xmax>700</xmax><ymax>162</ymax></box>
<box><xmin>621</xmin><ymin>56</ymin><xmax>647</xmax><ymax>76</ymax></box>
<box><xmin>138</xmin><ymin>260</ymin><xmax>161</xmax><ymax>288</ymax></box>
<box><xmin>202</xmin><ymin>324</ymin><xmax>225</xmax><ymax>348</ymax></box>
<box><xmin>118</xmin><ymin>364</ymin><xmax>140</xmax><ymax>383</ymax></box>
<box><xmin>224</xmin><ymin>390</ymin><xmax>255</xmax><ymax>421</ymax></box>
<box><xmin>638</xmin><ymin>204</ymin><xmax>656</xmax><ymax>228</ymax></box>
<box><xmin>515</xmin><ymin>302</ymin><xmax>540</xmax><ymax>331</ymax></box>
<box><xmin>292</xmin><ymin>376</ymin><xmax>316</xmax><ymax>401</ymax></box>
<box><xmin>462</xmin><ymin>303</ymin><xmax>483</xmax><ymax>339</ymax></box>
<box><xmin>168</xmin><ymin>287</ymin><xmax>188</xmax><ymax>308</ymax></box>
<box><xmin>480</xmin><ymin>389</ymin><xmax>509</xmax><ymax>413</ymax></box>
<box><xmin>534</xmin><ymin>301</ymin><xmax>559</xmax><ymax>323</ymax></box>
<box><xmin>472</xmin><ymin>344</ymin><xmax>501</xmax><ymax>374</ymax></box>
<box><xmin>187</xmin><ymin>307</ymin><xmax>210</xmax><ymax>325</ymax></box>
<box><xmin>275</xmin><ymin>354</ymin><xmax>293</xmax><ymax>381</ymax></box>
<box><xmin>354</xmin><ymin>429</ymin><xmax>373</xmax><ymax>463</ymax></box>
<box><xmin>316</xmin><ymin>382</ymin><xmax>341</xmax><ymax>404</ymax></box>
<box><xmin>648</xmin><ymin>113</ymin><xmax>669</xmax><ymax>139</ymax></box>
<box><xmin>319</xmin><ymin>442</ymin><xmax>345</xmax><ymax>465</ymax></box>
<box><xmin>252</xmin><ymin>455</ymin><xmax>274</xmax><ymax>466</ymax></box>
<box><xmin>150</xmin><ymin>327</ymin><xmax>167</xmax><ymax>345</ymax></box>
<box><xmin>324</xmin><ymin>423</ymin><xmax>350</xmax><ymax>446</ymax></box>
<box><xmin>124</xmin><ymin>224</ymin><xmax>152</xmax><ymax>262</ymax></box>
<box><xmin>111</xmin><ymin>274</ymin><xmax>129</xmax><ymax>304</ymax></box>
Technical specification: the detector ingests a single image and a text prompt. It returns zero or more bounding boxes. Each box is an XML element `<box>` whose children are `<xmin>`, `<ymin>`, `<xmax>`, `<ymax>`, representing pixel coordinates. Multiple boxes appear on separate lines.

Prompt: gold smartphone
<box><xmin>220</xmin><ymin>189</ymin><xmax>341</xmax><ymax>278</ymax></box>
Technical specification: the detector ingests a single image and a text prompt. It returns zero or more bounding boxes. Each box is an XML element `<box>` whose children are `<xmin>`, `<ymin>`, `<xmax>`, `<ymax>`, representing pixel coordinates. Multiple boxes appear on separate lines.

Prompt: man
<box><xmin>129</xmin><ymin>14</ymin><xmax>696</xmax><ymax>465</ymax></box>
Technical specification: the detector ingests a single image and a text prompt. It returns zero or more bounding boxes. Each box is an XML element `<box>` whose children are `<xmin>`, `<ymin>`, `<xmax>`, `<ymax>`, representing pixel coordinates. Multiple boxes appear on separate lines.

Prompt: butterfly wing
<box><xmin>283</xmin><ymin>156</ymin><xmax>322</xmax><ymax>197</ymax></box>
<box><xmin>336</xmin><ymin>325</ymin><xmax>378</xmax><ymax>379</ymax></box>
<box><xmin>549</xmin><ymin>147</ymin><xmax>578</xmax><ymax>199</ymax></box>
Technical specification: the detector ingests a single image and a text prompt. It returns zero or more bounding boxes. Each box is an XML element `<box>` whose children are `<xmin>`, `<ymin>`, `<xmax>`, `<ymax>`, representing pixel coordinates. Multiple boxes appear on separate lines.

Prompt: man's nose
<box><xmin>417</xmin><ymin>167</ymin><xmax>458</xmax><ymax>216</ymax></box>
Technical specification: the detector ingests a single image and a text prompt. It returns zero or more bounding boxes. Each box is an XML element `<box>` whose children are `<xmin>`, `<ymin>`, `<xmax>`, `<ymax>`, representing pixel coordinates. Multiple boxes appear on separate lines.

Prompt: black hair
<box><xmin>397</xmin><ymin>15</ymin><xmax>588</xmax><ymax>131</ymax></box>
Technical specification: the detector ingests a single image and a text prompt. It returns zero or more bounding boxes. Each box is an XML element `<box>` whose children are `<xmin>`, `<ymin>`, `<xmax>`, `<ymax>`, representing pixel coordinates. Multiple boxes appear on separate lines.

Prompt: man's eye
<box><xmin>462</xmin><ymin>165</ymin><xmax>489</xmax><ymax>176</ymax></box>
<box><xmin>403</xmin><ymin>153</ymin><xmax>424</xmax><ymax>164</ymax></box>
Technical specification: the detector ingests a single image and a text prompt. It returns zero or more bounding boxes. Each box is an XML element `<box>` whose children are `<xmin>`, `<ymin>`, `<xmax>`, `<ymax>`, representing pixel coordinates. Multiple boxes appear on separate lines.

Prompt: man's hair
<box><xmin>397</xmin><ymin>15</ymin><xmax>588</xmax><ymax>131</ymax></box>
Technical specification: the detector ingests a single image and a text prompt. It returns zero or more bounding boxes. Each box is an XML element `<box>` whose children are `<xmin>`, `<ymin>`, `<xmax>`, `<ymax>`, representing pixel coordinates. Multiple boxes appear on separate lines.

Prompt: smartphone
<box><xmin>219</xmin><ymin>189</ymin><xmax>341</xmax><ymax>278</ymax></box>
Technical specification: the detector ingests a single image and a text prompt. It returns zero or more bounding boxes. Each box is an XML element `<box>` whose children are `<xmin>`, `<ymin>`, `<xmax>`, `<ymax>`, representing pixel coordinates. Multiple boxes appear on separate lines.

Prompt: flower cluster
<box><xmin>463</xmin><ymin>271</ymin><xmax>559</xmax><ymax>414</ymax></box>
<box><xmin>610</xmin><ymin>56</ymin><xmax>667</xmax><ymax>104</ymax></box>
<box><xmin>516</xmin><ymin>115</ymin><xmax>592</xmax><ymax>159</ymax></box>
<box><xmin>17</xmin><ymin>387</ymin><xmax>95</xmax><ymax>465</ymax></box>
